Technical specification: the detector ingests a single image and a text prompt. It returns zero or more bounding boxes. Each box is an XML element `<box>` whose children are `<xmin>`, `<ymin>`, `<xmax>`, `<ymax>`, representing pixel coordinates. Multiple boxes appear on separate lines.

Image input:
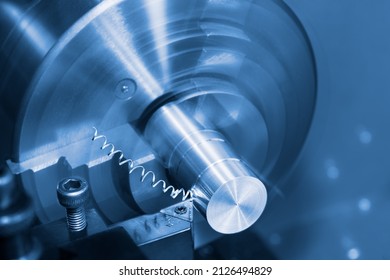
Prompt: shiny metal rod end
<box><xmin>145</xmin><ymin>103</ymin><xmax>268</xmax><ymax>234</ymax></box>
<box><xmin>206</xmin><ymin>176</ymin><xmax>267</xmax><ymax>234</ymax></box>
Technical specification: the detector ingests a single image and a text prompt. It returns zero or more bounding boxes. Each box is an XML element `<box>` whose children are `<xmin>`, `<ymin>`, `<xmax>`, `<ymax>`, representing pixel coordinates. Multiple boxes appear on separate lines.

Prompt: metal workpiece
<box><xmin>0</xmin><ymin>0</ymin><xmax>318</xmax><ymax>259</ymax></box>
<box><xmin>57</xmin><ymin>177</ymin><xmax>90</xmax><ymax>232</ymax></box>
<box><xmin>144</xmin><ymin>104</ymin><xmax>267</xmax><ymax>234</ymax></box>
<box><xmin>0</xmin><ymin>0</ymin><xmax>315</xmax><ymax>229</ymax></box>
<box><xmin>195</xmin><ymin>177</ymin><xmax>267</xmax><ymax>235</ymax></box>
<box><xmin>5</xmin><ymin>0</ymin><xmax>315</xmax><ymax>174</ymax></box>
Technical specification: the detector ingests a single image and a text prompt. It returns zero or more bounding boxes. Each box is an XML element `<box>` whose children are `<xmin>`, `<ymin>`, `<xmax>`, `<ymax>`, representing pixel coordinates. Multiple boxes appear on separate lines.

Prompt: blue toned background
<box><xmin>254</xmin><ymin>0</ymin><xmax>390</xmax><ymax>259</ymax></box>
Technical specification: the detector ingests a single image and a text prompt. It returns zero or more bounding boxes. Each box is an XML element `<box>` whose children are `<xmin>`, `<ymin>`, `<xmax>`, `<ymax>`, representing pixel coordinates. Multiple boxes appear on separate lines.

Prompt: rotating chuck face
<box><xmin>0</xmin><ymin>0</ymin><xmax>316</xmax><ymax>238</ymax></box>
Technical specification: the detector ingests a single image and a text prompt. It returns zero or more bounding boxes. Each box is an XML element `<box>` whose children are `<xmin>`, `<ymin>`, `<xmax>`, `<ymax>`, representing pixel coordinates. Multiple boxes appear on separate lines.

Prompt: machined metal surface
<box><xmin>145</xmin><ymin>103</ymin><xmax>267</xmax><ymax>234</ymax></box>
<box><xmin>0</xmin><ymin>0</ymin><xmax>315</xmax><ymax>231</ymax></box>
<box><xmin>0</xmin><ymin>0</ymin><xmax>316</xmax><ymax>258</ymax></box>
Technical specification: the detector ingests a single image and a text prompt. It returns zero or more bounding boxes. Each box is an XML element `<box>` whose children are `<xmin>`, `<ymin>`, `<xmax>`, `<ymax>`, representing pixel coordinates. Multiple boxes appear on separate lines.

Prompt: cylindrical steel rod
<box><xmin>144</xmin><ymin>104</ymin><xmax>267</xmax><ymax>234</ymax></box>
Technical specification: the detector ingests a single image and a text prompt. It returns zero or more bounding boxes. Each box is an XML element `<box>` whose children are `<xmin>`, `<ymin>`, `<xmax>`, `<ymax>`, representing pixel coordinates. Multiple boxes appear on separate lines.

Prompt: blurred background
<box><xmin>254</xmin><ymin>0</ymin><xmax>390</xmax><ymax>259</ymax></box>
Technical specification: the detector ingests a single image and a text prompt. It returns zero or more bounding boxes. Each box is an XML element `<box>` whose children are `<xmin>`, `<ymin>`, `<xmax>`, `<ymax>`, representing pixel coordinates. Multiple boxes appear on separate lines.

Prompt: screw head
<box><xmin>57</xmin><ymin>177</ymin><xmax>89</xmax><ymax>208</ymax></box>
<box><xmin>174</xmin><ymin>205</ymin><xmax>187</xmax><ymax>215</ymax></box>
<box><xmin>115</xmin><ymin>78</ymin><xmax>137</xmax><ymax>100</ymax></box>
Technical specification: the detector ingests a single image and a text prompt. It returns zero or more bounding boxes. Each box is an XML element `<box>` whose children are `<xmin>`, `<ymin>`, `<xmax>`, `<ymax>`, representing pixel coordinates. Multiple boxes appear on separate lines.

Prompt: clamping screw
<box><xmin>174</xmin><ymin>205</ymin><xmax>187</xmax><ymax>215</ymax></box>
<box><xmin>57</xmin><ymin>177</ymin><xmax>89</xmax><ymax>232</ymax></box>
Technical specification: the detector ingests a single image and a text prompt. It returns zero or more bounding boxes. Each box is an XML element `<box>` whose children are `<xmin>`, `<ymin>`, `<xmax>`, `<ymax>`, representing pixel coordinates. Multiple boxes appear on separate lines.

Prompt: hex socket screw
<box><xmin>56</xmin><ymin>177</ymin><xmax>89</xmax><ymax>232</ymax></box>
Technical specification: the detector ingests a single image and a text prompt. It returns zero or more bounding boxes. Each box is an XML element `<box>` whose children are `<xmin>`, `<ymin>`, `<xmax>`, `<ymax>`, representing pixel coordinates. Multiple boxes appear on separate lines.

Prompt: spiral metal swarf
<box><xmin>92</xmin><ymin>127</ymin><xmax>192</xmax><ymax>201</ymax></box>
